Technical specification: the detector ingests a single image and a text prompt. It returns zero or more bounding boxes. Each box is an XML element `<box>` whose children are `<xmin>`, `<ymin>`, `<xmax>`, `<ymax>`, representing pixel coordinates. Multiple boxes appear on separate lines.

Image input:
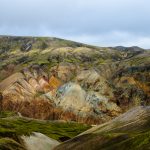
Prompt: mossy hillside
<box><xmin>0</xmin><ymin>111</ymin><xmax>17</xmax><ymax>118</ymax></box>
<box><xmin>0</xmin><ymin>36</ymin><xmax>84</xmax><ymax>51</ymax></box>
<box><xmin>0</xmin><ymin>36</ymin><xmax>149</xmax><ymax>71</ymax></box>
<box><xmin>126</xmin><ymin>53</ymin><xmax>150</xmax><ymax>66</ymax></box>
<box><xmin>0</xmin><ymin>35</ymin><xmax>135</xmax><ymax>81</ymax></box>
<box><xmin>108</xmin><ymin>120</ymin><xmax>150</xmax><ymax>149</ymax></box>
<box><xmin>117</xmin><ymin>132</ymin><xmax>150</xmax><ymax>150</ymax></box>
<box><xmin>0</xmin><ymin>111</ymin><xmax>90</xmax><ymax>150</ymax></box>
<box><xmin>0</xmin><ymin>115</ymin><xmax>90</xmax><ymax>142</ymax></box>
<box><xmin>95</xmin><ymin>131</ymin><xmax>150</xmax><ymax>150</ymax></box>
<box><xmin>55</xmin><ymin>125</ymin><xmax>150</xmax><ymax>150</ymax></box>
<box><xmin>0</xmin><ymin>138</ymin><xmax>25</xmax><ymax>150</ymax></box>
<box><xmin>99</xmin><ymin>119</ymin><xmax>150</xmax><ymax>149</ymax></box>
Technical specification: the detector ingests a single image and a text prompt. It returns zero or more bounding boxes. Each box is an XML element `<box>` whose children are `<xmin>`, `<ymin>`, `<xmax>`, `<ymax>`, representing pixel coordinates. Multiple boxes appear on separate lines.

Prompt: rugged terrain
<box><xmin>0</xmin><ymin>35</ymin><xmax>150</xmax><ymax>149</ymax></box>
<box><xmin>0</xmin><ymin>36</ymin><xmax>150</xmax><ymax>125</ymax></box>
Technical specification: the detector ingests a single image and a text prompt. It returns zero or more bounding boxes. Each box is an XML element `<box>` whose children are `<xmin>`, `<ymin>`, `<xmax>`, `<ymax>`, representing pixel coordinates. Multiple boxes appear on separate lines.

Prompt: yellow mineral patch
<box><xmin>49</xmin><ymin>76</ymin><xmax>62</xmax><ymax>90</ymax></box>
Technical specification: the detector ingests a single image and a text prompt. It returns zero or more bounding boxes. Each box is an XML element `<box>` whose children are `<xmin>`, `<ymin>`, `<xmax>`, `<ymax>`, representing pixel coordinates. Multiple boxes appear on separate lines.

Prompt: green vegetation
<box><xmin>0</xmin><ymin>111</ymin><xmax>90</xmax><ymax>149</ymax></box>
<box><xmin>55</xmin><ymin>123</ymin><xmax>150</xmax><ymax>150</ymax></box>
<box><xmin>0</xmin><ymin>109</ymin><xmax>92</xmax><ymax>149</ymax></box>
<box><xmin>1</xmin><ymin>35</ymin><xmax>149</xmax><ymax>84</ymax></box>
<box><xmin>127</xmin><ymin>54</ymin><xmax>150</xmax><ymax>66</ymax></box>
<box><xmin>94</xmin><ymin>131</ymin><xmax>150</xmax><ymax>150</ymax></box>
<box><xmin>0</xmin><ymin>111</ymin><xmax>17</xmax><ymax>118</ymax></box>
<box><xmin>0</xmin><ymin>138</ymin><xmax>24</xmax><ymax>150</ymax></box>
<box><xmin>0</xmin><ymin>115</ymin><xmax>90</xmax><ymax>141</ymax></box>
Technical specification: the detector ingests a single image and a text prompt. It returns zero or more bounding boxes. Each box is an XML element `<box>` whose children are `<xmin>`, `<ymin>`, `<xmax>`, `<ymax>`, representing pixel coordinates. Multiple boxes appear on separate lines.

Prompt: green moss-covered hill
<box><xmin>0</xmin><ymin>111</ymin><xmax>90</xmax><ymax>150</ymax></box>
<box><xmin>1</xmin><ymin>35</ymin><xmax>149</xmax><ymax>81</ymax></box>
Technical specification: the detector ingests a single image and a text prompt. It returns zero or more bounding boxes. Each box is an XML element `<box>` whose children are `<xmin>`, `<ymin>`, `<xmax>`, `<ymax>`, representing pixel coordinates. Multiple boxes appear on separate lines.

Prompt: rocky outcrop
<box><xmin>0</xmin><ymin>73</ymin><xmax>25</xmax><ymax>92</ymax></box>
<box><xmin>50</xmin><ymin>63</ymin><xmax>77</xmax><ymax>82</ymax></box>
<box><xmin>1</xmin><ymin>67</ymin><xmax>121</xmax><ymax>124</ymax></box>
<box><xmin>1</xmin><ymin>58</ymin><xmax>149</xmax><ymax>124</ymax></box>
<box><xmin>55</xmin><ymin>83</ymin><xmax>91</xmax><ymax>113</ymax></box>
<box><xmin>22</xmin><ymin>132</ymin><xmax>60</xmax><ymax>150</ymax></box>
<box><xmin>75</xmin><ymin>69</ymin><xmax>114</xmax><ymax>97</ymax></box>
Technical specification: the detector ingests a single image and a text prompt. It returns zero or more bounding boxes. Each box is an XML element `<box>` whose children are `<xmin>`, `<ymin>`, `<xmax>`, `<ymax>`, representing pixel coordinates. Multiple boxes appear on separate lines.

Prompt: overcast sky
<box><xmin>0</xmin><ymin>0</ymin><xmax>150</xmax><ymax>48</ymax></box>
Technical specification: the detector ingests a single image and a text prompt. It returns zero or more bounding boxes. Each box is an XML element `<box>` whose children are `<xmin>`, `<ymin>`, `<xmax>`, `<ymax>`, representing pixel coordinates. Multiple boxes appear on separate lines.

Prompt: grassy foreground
<box><xmin>0</xmin><ymin>111</ymin><xmax>90</xmax><ymax>150</ymax></box>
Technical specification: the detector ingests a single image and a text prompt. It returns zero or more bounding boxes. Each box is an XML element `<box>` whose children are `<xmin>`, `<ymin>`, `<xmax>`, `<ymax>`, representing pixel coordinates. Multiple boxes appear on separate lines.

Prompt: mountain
<box><xmin>0</xmin><ymin>35</ymin><xmax>150</xmax><ymax>125</ymax></box>
<box><xmin>113</xmin><ymin>46</ymin><xmax>144</xmax><ymax>52</ymax></box>
<box><xmin>0</xmin><ymin>35</ymin><xmax>150</xmax><ymax>149</ymax></box>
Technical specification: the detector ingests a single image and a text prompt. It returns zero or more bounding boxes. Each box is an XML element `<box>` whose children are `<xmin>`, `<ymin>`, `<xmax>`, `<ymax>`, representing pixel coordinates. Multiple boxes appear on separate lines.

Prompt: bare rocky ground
<box><xmin>22</xmin><ymin>132</ymin><xmax>60</xmax><ymax>150</ymax></box>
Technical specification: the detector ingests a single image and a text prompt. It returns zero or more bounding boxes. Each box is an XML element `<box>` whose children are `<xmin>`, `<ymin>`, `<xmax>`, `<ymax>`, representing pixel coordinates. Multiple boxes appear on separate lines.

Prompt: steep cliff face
<box><xmin>0</xmin><ymin>36</ymin><xmax>150</xmax><ymax>124</ymax></box>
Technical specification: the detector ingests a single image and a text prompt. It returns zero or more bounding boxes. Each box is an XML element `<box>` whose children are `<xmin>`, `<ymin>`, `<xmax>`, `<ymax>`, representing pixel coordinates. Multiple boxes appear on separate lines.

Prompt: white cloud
<box><xmin>64</xmin><ymin>31</ymin><xmax>150</xmax><ymax>49</ymax></box>
<box><xmin>0</xmin><ymin>0</ymin><xmax>150</xmax><ymax>48</ymax></box>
